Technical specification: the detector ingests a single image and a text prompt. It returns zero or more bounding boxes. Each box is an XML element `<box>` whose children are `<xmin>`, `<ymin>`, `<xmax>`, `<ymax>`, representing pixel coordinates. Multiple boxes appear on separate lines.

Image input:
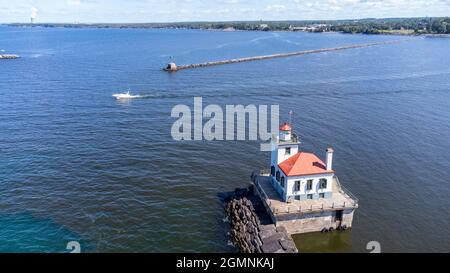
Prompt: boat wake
<box><xmin>112</xmin><ymin>90</ymin><xmax>143</xmax><ymax>100</ymax></box>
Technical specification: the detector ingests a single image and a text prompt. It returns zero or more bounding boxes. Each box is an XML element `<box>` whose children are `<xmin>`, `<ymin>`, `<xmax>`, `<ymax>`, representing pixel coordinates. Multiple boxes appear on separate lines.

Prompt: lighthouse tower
<box><xmin>269</xmin><ymin>122</ymin><xmax>335</xmax><ymax>202</ymax></box>
<box><xmin>270</xmin><ymin>122</ymin><xmax>299</xmax><ymax>168</ymax></box>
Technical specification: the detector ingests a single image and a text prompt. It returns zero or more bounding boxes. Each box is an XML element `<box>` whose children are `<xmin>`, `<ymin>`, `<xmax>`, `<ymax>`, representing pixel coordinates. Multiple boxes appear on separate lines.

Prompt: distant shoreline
<box><xmin>5</xmin><ymin>24</ymin><xmax>450</xmax><ymax>38</ymax></box>
<box><xmin>4</xmin><ymin>17</ymin><xmax>450</xmax><ymax>37</ymax></box>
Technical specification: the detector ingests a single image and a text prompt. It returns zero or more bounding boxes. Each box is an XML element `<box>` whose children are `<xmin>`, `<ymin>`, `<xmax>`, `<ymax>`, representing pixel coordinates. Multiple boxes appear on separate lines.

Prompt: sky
<box><xmin>0</xmin><ymin>0</ymin><xmax>449</xmax><ymax>23</ymax></box>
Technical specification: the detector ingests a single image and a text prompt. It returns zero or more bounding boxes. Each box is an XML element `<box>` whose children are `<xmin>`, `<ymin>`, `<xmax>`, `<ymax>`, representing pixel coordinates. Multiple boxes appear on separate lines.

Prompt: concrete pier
<box><xmin>164</xmin><ymin>39</ymin><xmax>412</xmax><ymax>71</ymax></box>
<box><xmin>252</xmin><ymin>171</ymin><xmax>358</xmax><ymax>235</ymax></box>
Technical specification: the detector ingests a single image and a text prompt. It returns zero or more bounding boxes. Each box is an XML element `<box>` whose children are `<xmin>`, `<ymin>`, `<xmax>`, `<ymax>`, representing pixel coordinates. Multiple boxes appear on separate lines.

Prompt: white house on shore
<box><xmin>270</xmin><ymin>122</ymin><xmax>335</xmax><ymax>202</ymax></box>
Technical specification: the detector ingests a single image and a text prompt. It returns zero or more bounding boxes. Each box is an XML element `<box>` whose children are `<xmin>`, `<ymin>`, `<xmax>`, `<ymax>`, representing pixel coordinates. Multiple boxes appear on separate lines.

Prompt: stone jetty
<box><xmin>0</xmin><ymin>54</ymin><xmax>20</xmax><ymax>59</ymax></box>
<box><xmin>224</xmin><ymin>186</ymin><xmax>298</xmax><ymax>253</ymax></box>
<box><xmin>164</xmin><ymin>38</ymin><xmax>413</xmax><ymax>71</ymax></box>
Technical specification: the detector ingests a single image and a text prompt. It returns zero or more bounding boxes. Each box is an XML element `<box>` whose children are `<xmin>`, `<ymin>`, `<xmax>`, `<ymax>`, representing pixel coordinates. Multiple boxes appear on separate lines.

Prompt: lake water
<box><xmin>0</xmin><ymin>26</ymin><xmax>449</xmax><ymax>253</ymax></box>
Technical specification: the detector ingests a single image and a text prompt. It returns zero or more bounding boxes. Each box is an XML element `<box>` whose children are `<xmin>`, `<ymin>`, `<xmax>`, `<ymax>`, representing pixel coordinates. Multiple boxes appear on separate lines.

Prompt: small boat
<box><xmin>112</xmin><ymin>90</ymin><xmax>141</xmax><ymax>100</ymax></box>
<box><xmin>0</xmin><ymin>54</ymin><xmax>20</xmax><ymax>59</ymax></box>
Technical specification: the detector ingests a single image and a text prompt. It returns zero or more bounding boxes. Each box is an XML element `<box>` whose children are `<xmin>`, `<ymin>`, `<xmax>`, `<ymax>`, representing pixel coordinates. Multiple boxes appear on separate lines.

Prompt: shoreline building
<box><xmin>252</xmin><ymin>122</ymin><xmax>358</xmax><ymax>234</ymax></box>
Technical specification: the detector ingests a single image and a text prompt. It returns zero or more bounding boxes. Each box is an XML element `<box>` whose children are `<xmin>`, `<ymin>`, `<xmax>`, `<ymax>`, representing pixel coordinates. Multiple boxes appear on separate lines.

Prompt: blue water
<box><xmin>0</xmin><ymin>26</ymin><xmax>449</xmax><ymax>252</ymax></box>
<box><xmin>0</xmin><ymin>213</ymin><xmax>84</xmax><ymax>253</ymax></box>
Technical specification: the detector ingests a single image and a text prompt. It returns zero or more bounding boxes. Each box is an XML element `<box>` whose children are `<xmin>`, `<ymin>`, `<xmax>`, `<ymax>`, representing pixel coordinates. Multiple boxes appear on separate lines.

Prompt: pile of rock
<box><xmin>226</xmin><ymin>196</ymin><xmax>262</xmax><ymax>253</ymax></box>
<box><xmin>224</xmin><ymin>187</ymin><xmax>298</xmax><ymax>253</ymax></box>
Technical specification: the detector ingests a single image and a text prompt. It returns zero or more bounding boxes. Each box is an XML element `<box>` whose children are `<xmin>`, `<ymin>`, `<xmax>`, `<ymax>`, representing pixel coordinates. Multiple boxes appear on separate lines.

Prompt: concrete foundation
<box><xmin>276</xmin><ymin>209</ymin><xmax>355</xmax><ymax>234</ymax></box>
<box><xmin>252</xmin><ymin>172</ymin><xmax>358</xmax><ymax>235</ymax></box>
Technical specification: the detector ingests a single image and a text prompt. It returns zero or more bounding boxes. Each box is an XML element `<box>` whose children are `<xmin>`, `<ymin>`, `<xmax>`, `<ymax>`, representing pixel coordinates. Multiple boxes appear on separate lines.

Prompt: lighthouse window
<box><xmin>276</xmin><ymin>171</ymin><xmax>280</xmax><ymax>182</ymax></box>
<box><xmin>285</xmin><ymin>147</ymin><xmax>291</xmax><ymax>155</ymax></box>
<box><xmin>306</xmin><ymin>180</ymin><xmax>313</xmax><ymax>190</ymax></box>
<box><xmin>319</xmin><ymin>179</ymin><xmax>327</xmax><ymax>189</ymax></box>
<box><xmin>294</xmin><ymin>181</ymin><xmax>301</xmax><ymax>191</ymax></box>
<box><xmin>280</xmin><ymin>177</ymin><xmax>285</xmax><ymax>188</ymax></box>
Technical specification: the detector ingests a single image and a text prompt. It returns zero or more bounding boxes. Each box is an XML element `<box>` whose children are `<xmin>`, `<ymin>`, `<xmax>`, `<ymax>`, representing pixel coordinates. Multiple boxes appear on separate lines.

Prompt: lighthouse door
<box><xmin>335</xmin><ymin>210</ymin><xmax>343</xmax><ymax>222</ymax></box>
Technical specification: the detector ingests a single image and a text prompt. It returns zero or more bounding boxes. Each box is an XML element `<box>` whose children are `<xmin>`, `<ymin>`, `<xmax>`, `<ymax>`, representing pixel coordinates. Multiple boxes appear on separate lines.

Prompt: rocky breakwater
<box><xmin>224</xmin><ymin>187</ymin><xmax>298</xmax><ymax>253</ymax></box>
<box><xmin>0</xmin><ymin>54</ymin><xmax>20</xmax><ymax>59</ymax></box>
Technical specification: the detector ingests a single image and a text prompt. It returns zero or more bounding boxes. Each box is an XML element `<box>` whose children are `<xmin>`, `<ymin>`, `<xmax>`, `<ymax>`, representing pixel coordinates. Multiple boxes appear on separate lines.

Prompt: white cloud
<box><xmin>1</xmin><ymin>0</ymin><xmax>450</xmax><ymax>23</ymax></box>
<box><xmin>218</xmin><ymin>8</ymin><xmax>231</xmax><ymax>14</ymax></box>
<box><xmin>264</xmin><ymin>4</ymin><xmax>286</xmax><ymax>13</ymax></box>
<box><xmin>30</xmin><ymin>7</ymin><xmax>38</xmax><ymax>19</ymax></box>
<box><xmin>66</xmin><ymin>0</ymin><xmax>81</xmax><ymax>6</ymax></box>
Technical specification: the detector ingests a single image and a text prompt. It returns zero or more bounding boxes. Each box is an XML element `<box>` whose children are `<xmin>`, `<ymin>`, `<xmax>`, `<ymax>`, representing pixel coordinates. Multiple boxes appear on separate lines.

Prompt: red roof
<box><xmin>278</xmin><ymin>152</ymin><xmax>334</xmax><ymax>177</ymax></box>
<box><xmin>279</xmin><ymin>123</ymin><xmax>291</xmax><ymax>131</ymax></box>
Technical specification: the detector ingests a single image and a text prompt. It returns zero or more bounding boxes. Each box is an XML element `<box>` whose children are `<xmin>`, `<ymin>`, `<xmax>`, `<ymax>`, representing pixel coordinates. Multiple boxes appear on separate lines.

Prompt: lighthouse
<box><xmin>269</xmin><ymin>122</ymin><xmax>335</xmax><ymax>202</ymax></box>
<box><xmin>252</xmin><ymin>120</ymin><xmax>358</xmax><ymax>234</ymax></box>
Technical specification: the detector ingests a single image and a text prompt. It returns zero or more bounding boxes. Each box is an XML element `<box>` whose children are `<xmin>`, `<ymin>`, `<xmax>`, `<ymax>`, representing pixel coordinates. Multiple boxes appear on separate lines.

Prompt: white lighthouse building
<box><xmin>252</xmin><ymin>121</ymin><xmax>358</xmax><ymax>234</ymax></box>
<box><xmin>270</xmin><ymin>122</ymin><xmax>335</xmax><ymax>202</ymax></box>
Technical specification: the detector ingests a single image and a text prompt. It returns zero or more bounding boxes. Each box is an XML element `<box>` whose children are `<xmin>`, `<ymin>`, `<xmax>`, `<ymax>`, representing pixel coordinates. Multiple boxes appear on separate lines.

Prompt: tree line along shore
<box><xmin>7</xmin><ymin>17</ymin><xmax>450</xmax><ymax>35</ymax></box>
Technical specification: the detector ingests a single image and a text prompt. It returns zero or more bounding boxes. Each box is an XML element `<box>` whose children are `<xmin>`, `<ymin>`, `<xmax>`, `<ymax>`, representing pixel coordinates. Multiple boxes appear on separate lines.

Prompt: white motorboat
<box><xmin>112</xmin><ymin>90</ymin><xmax>141</xmax><ymax>100</ymax></box>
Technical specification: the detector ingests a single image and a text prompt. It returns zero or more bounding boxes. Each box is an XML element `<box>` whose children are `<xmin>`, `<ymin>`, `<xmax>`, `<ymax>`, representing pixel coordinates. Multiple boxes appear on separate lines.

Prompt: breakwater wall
<box><xmin>164</xmin><ymin>38</ymin><xmax>412</xmax><ymax>71</ymax></box>
<box><xmin>224</xmin><ymin>186</ymin><xmax>298</xmax><ymax>253</ymax></box>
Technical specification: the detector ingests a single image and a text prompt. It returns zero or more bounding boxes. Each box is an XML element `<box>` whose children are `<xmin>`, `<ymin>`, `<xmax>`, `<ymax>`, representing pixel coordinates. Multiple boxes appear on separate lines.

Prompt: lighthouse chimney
<box><xmin>326</xmin><ymin>148</ymin><xmax>334</xmax><ymax>171</ymax></box>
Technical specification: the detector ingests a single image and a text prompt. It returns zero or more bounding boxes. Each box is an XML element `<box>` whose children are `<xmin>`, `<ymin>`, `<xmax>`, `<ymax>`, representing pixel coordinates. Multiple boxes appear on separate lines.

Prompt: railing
<box><xmin>252</xmin><ymin>174</ymin><xmax>274</xmax><ymax>212</ymax></box>
<box><xmin>271</xmin><ymin>200</ymin><xmax>358</xmax><ymax>215</ymax></box>
<box><xmin>268</xmin><ymin>201</ymin><xmax>356</xmax><ymax>215</ymax></box>
<box><xmin>254</xmin><ymin>178</ymin><xmax>269</xmax><ymax>201</ymax></box>
<box><xmin>277</xmin><ymin>133</ymin><xmax>300</xmax><ymax>145</ymax></box>
<box><xmin>253</xmin><ymin>171</ymin><xmax>359</xmax><ymax>215</ymax></box>
<box><xmin>335</xmin><ymin>176</ymin><xmax>359</xmax><ymax>206</ymax></box>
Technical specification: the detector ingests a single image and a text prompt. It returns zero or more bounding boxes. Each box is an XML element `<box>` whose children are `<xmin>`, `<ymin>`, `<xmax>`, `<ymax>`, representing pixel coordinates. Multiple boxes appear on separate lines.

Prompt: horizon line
<box><xmin>2</xmin><ymin>16</ymin><xmax>447</xmax><ymax>25</ymax></box>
